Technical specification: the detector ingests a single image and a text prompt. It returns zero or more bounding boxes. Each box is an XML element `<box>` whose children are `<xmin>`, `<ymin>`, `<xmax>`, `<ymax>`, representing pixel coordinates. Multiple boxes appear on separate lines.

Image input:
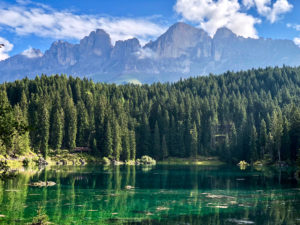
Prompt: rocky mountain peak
<box><xmin>167</xmin><ymin>22</ymin><xmax>196</xmax><ymax>32</ymax></box>
<box><xmin>214</xmin><ymin>27</ymin><xmax>237</xmax><ymax>39</ymax></box>
<box><xmin>1</xmin><ymin>23</ymin><xmax>300</xmax><ymax>84</ymax></box>
<box><xmin>145</xmin><ymin>22</ymin><xmax>210</xmax><ymax>58</ymax></box>
<box><xmin>111</xmin><ymin>38</ymin><xmax>141</xmax><ymax>58</ymax></box>
<box><xmin>45</xmin><ymin>41</ymin><xmax>73</xmax><ymax>55</ymax></box>
<box><xmin>48</xmin><ymin>40</ymin><xmax>71</xmax><ymax>50</ymax></box>
<box><xmin>42</xmin><ymin>40</ymin><xmax>76</xmax><ymax>67</ymax></box>
<box><xmin>79</xmin><ymin>29</ymin><xmax>112</xmax><ymax>57</ymax></box>
<box><xmin>115</xmin><ymin>38</ymin><xmax>140</xmax><ymax>48</ymax></box>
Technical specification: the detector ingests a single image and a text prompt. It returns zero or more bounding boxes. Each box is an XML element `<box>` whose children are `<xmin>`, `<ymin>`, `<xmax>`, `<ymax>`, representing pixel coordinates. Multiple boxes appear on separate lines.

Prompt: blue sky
<box><xmin>0</xmin><ymin>0</ymin><xmax>299</xmax><ymax>60</ymax></box>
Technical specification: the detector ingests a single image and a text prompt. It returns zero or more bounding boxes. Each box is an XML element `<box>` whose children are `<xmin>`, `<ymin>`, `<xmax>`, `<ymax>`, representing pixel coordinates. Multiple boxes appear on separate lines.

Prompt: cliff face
<box><xmin>145</xmin><ymin>22</ymin><xmax>212</xmax><ymax>59</ymax></box>
<box><xmin>1</xmin><ymin>22</ymin><xmax>300</xmax><ymax>83</ymax></box>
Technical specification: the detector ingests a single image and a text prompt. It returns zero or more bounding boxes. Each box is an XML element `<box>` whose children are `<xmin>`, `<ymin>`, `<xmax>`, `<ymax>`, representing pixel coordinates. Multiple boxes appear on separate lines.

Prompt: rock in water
<box><xmin>125</xmin><ymin>185</ymin><xmax>135</xmax><ymax>190</ymax></box>
<box><xmin>37</xmin><ymin>157</ymin><xmax>48</xmax><ymax>166</ymax></box>
<box><xmin>30</xmin><ymin>181</ymin><xmax>56</xmax><ymax>187</ymax></box>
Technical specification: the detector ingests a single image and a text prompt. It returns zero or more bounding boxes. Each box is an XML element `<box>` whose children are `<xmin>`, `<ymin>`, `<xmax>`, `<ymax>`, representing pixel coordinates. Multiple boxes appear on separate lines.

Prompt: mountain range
<box><xmin>1</xmin><ymin>22</ymin><xmax>300</xmax><ymax>84</ymax></box>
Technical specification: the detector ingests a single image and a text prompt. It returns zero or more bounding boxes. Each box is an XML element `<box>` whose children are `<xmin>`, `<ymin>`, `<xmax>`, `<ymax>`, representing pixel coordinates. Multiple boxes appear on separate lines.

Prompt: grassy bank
<box><xmin>0</xmin><ymin>152</ymin><xmax>38</xmax><ymax>170</ymax></box>
<box><xmin>158</xmin><ymin>157</ymin><xmax>225</xmax><ymax>166</ymax></box>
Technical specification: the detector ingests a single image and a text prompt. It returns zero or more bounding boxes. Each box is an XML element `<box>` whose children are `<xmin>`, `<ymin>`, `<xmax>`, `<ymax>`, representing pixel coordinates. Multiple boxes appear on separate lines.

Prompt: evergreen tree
<box><xmin>112</xmin><ymin>121</ymin><xmax>122</xmax><ymax>161</ymax></box>
<box><xmin>11</xmin><ymin>105</ymin><xmax>30</xmax><ymax>155</ymax></box>
<box><xmin>91</xmin><ymin>138</ymin><xmax>97</xmax><ymax>153</ymax></box>
<box><xmin>94</xmin><ymin>98</ymin><xmax>106</xmax><ymax>154</ymax></box>
<box><xmin>177</xmin><ymin>121</ymin><xmax>186</xmax><ymax>157</ymax></box>
<box><xmin>139</xmin><ymin>115</ymin><xmax>151</xmax><ymax>156</ymax></box>
<box><xmin>129</xmin><ymin>130</ymin><xmax>136</xmax><ymax>160</ymax></box>
<box><xmin>229</xmin><ymin>123</ymin><xmax>237</xmax><ymax>158</ymax></box>
<box><xmin>121</xmin><ymin>131</ymin><xmax>130</xmax><ymax>162</ymax></box>
<box><xmin>281</xmin><ymin>117</ymin><xmax>290</xmax><ymax>161</ymax></box>
<box><xmin>0</xmin><ymin>66</ymin><xmax>300</xmax><ymax>164</ymax></box>
<box><xmin>224</xmin><ymin>134</ymin><xmax>231</xmax><ymax>162</ymax></box>
<box><xmin>169</xmin><ymin>116</ymin><xmax>177</xmax><ymax>156</ymax></box>
<box><xmin>38</xmin><ymin>102</ymin><xmax>50</xmax><ymax>158</ymax></box>
<box><xmin>161</xmin><ymin>135</ymin><xmax>168</xmax><ymax>160</ymax></box>
<box><xmin>290</xmin><ymin>106</ymin><xmax>300</xmax><ymax>160</ymax></box>
<box><xmin>76</xmin><ymin>101</ymin><xmax>89</xmax><ymax>147</ymax></box>
<box><xmin>28</xmin><ymin>96</ymin><xmax>39</xmax><ymax>151</ymax></box>
<box><xmin>259</xmin><ymin>119</ymin><xmax>267</xmax><ymax>159</ymax></box>
<box><xmin>50</xmin><ymin>102</ymin><xmax>64</xmax><ymax>150</ymax></box>
<box><xmin>153</xmin><ymin>122</ymin><xmax>161</xmax><ymax>159</ymax></box>
<box><xmin>270</xmin><ymin>111</ymin><xmax>283</xmax><ymax>162</ymax></box>
<box><xmin>184</xmin><ymin>116</ymin><xmax>192</xmax><ymax>157</ymax></box>
<box><xmin>103</xmin><ymin>118</ymin><xmax>113</xmax><ymax>158</ymax></box>
<box><xmin>0</xmin><ymin>89</ymin><xmax>17</xmax><ymax>151</ymax></box>
<box><xmin>64</xmin><ymin>98</ymin><xmax>77</xmax><ymax>150</ymax></box>
<box><xmin>19</xmin><ymin>90</ymin><xmax>28</xmax><ymax>118</ymax></box>
<box><xmin>266</xmin><ymin>132</ymin><xmax>274</xmax><ymax>161</ymax></box>
<box><xmin>190</xmin><ymin>122</ymin><xmax>198</xmax><ymax>158</ymax></box>
<box><xmin>249</xmin><ymin>125</ymin><xmax>258</xmax><ymax>163</ymax></box>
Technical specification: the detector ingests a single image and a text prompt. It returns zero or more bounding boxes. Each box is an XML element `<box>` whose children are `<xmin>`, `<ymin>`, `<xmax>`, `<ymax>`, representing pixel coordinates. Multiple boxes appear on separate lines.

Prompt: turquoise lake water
<box><xmin>0</xmin><ymin>165</ymin><xmax>299</xmax><ymax>224</ymax></box>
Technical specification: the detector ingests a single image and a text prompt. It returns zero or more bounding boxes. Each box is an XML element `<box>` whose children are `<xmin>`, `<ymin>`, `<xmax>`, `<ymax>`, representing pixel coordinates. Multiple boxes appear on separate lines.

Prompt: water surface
<box><xmin>0</xmin><ymin>165</ymin><xmax>299</xmax><ymax>224</ymax></box>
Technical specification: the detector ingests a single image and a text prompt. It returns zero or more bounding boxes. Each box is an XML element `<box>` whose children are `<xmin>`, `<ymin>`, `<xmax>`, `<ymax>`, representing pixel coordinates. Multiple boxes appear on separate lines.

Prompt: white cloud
<box><xmin>242</xmin><ymin>0</ymin><xmax>255</xmax><ymax>9</ymax></box>
<box><xmin>242</xmin><ymin>0</ymin><xmax>293</xmax><ymax>23</ymax></box>
<box><xmin>22</xmin><ymin>47</ymin><xmax>43</xmax><ymax>58</ymax></box>
<box><xmin>0</xmin><ymin>3</ymin><xmax>167</xmax><ymax>45</ymax></box>
<box><xmin>174</xmin><ymin>0</ymin><xmax>260</xmax><ymax>38</ymax></box>
<box><xmin>287</xmin><ymin>23</ymin><xmax>300</xmax><ymax>47</ymax></box>
<box><xmin>97</xmin><ymin>18</ymin><xmax>166</xmax><ymax>45</ymax></box>
<box><xmin>270</xmin><ymin>0</ymin><xmax>293</xmax><ymax>22</ymax></box>
<box><xmin>294</xmin><ymin>37</ymin><xmax>300</xmax><ymax>47</ymax></box>
<box><xmin>287</xmin><ymin>23</ymin><xmax>300</xmax><ymax>31</ymax></box>
<box><xmin>0</xmin><ymin>37</ymin><xmax>13</xmax><ymax>61</ymax></box>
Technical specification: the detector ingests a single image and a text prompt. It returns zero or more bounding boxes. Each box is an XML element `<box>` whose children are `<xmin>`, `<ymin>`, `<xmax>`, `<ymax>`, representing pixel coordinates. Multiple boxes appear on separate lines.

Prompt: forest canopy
<box><xmin>0</xmin><ymin>66</ymin><xmax>300</xmax><ymax>164</ymax></box>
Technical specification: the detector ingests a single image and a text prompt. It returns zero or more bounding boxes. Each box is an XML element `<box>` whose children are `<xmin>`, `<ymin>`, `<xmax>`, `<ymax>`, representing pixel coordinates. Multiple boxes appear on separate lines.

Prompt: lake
<box><xmin>0</xmin><ymin>165</ymin><xmax>300</xmax><ymax>224</ymax></box>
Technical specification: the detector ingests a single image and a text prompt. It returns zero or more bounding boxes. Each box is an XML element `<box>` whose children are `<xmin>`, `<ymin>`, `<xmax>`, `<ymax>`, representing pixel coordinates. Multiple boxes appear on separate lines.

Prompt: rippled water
<box><xmin>0</xmin><ymin>165</ymin><xmax>299</xmax><ymax>224</ymax></box>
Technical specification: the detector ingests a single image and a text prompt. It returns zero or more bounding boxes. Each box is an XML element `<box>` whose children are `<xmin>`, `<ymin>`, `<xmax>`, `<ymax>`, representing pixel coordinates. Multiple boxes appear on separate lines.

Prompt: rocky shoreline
<box><xmin>0</xmin><ymin>153</ymin><xmax>157</xmax><ymax>176</ymax></box>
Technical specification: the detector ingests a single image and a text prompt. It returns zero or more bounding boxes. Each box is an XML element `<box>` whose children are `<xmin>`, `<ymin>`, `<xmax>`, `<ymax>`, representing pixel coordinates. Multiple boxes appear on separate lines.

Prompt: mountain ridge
<box><xmin>0</xmin><ymin>22</ymin><xmax>300</xmax><ymax>83</ymax></box>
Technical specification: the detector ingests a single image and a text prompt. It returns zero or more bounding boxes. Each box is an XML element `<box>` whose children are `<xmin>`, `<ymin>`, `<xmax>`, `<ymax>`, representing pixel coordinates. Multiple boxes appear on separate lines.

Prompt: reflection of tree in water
<box><xmin>0</xmin><ymin>172</ymin><xmax>30</xmax><ymax>222</ymax></box>
<box><xmin>0</xmin><ymin>166</ymin><xmax>299</xmax><ymax>224</ymax></box>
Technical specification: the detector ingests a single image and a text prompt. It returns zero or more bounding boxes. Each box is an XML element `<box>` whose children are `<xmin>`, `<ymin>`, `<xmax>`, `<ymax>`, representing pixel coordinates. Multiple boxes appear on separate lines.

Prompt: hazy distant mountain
<box><xmin>1</xmin><ymin>22</ymin><xmax>300</xmax><ymax>83</ymax></box>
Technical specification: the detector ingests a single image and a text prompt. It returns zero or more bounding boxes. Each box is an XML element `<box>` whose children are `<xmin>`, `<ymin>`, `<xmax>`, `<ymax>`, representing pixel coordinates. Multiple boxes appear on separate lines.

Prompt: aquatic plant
<box><xmin>30</xmin><ymin>206</ymin><xmax>50</xmax><ymax>225</ymax></box>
